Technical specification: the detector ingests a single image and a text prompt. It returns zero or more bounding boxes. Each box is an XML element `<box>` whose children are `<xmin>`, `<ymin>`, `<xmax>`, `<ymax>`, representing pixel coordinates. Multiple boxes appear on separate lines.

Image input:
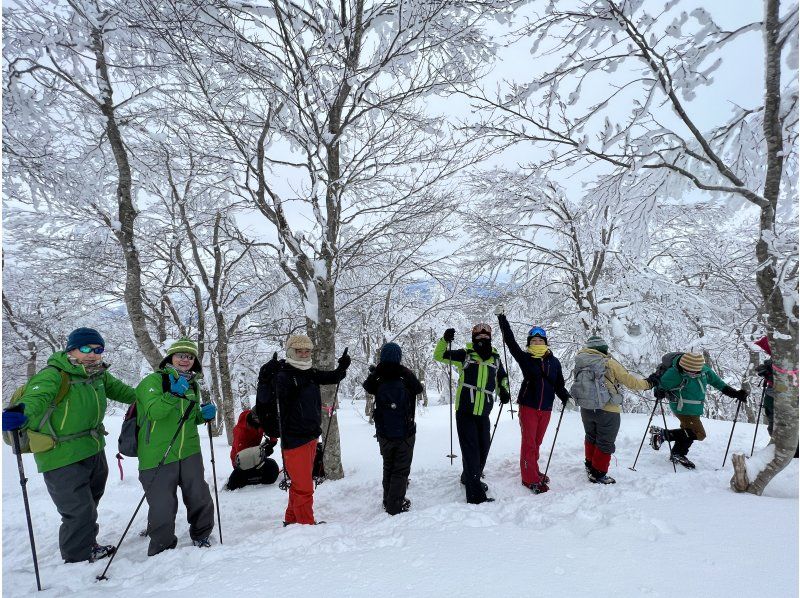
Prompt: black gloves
<box><xmin>654</xmin><ymin>387</ymin><xmax>666</xmax><ymax>400</ymax></box>
<box><xmin>560</xmin><ymin>394</ymin><xmax>570</xmax><ymax>407</ymax></box>
<box><xmin>498</xmin><ymin>387</ymin><xmax>511</xmax><ymax>404</ymax></box>
<box><xmin>337</xmin><ymin>348</ymin><xmax>351</xmax><ymax>370</ymax></box>
<box><xmin>646</xmin><ymin>373</ymin><xmax>660</xmax><ymax>388</ymax></box>
<box><xmin>260</xmin><ymin>440</ymin><xmax>274</xmax><ymax>459</ymax></box>
<box><xmin>721</xmin><ymin>386</ymin><xmax>748</xmax><ymax>402</ymax></box>
<box><xmin>259</xmin><ymin>352</ymin><xmax>280</xmax><ymax>381</ymax></box>
<box><xmin>443</xmin><ymin>328</ymin><xmax>455</xmax><ymax>343</ymax></box>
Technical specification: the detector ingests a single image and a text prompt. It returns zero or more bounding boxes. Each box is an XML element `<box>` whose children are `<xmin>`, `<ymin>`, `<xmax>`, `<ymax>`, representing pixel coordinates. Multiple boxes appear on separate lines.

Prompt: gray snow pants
<box><xmin>42</xmin><ymin>451</ymin><xmax>108</xmax><ymax>563</ymax></box>
<box><xmin>580</xmin><ymin>408</ymin><xmax>621</xmax><ymax>454</ymax></box>
<box><xmin>138</xmin><ymin>452</ymin><xmax>214</xmax><ymax>556</ymax></box>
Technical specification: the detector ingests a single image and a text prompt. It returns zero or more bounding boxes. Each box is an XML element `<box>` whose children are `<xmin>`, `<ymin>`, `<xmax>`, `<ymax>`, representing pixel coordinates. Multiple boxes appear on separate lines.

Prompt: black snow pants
<box><xmin>378</xmin><ymin>435</ymin><xmax>415</xmax><ymax>515</ymax></box>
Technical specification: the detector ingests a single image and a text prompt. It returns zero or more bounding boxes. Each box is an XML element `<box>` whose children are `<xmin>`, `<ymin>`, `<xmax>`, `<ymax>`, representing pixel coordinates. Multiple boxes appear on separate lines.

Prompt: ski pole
<box><xmin>501</xmin><ymin>341</ymin><xmax>515</xmax><ymax>420</ymax></box>
<box><xmin>319</xmin><ymin>348</ymin><xmax>348</xmax><ymax>468</ymax></box>
<box><xmin>722</xmin><ymin>398</ymin><xmax>744</xmax><ymax>469</ymax></box>
<box><xmin>446</xmin><ymin>340</ymin><xmax>457</xmax><ymax>464</ymax></box>
<box><xmin>204</xmin><ymin>417</ymin><xmax>223</xmax><ymax>545</ymax></box>
<box><xmin>543</xmin><ymin>400</ymin><xmax>567</xmax><ymax>480</ymax></box>
<box><xmin>750</xmin><ymin>385</ymin><xmax>767</xmax><ymax>457</ymax></box>
<box><xmin>629</xmin><ymin>395</ymin><xmax>660</xmax><ymax>471</ymax></box>
<box><xmin>97</xmin><ymin>400</ymin><xmax>196</xmax><ymax>581</ymax></box>
<box><xmin>659</xmin><ymin>398</ymin><xmax>677</xmax><ymax>474</ymax></box>
<box><xmin>11</xmin><ymin>430</ymin><xmax>42</xmax><ymax>591</ymax></box>
<box><xmin>487</xmin><ymin>403</ymin><xmax>505</xmax><ymax>453</ymax></box>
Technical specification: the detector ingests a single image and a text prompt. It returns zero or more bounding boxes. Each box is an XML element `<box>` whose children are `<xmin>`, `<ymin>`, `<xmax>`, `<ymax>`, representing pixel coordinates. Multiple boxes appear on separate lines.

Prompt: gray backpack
<box><xmin>570</xmin><ymin>352</ymin><xmax>621</xmax><ymax>410</ymax></box>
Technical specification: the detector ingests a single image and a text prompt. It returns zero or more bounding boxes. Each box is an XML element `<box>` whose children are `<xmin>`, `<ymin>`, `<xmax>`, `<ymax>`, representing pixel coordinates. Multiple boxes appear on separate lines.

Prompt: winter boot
<box><xmin>89</xmin><ymin>543</ymin><xmax>116</xmax><ymax>563</ymax></box>
<box><xmin>584</xmin><ymin>459</ymin><xmax>592</xmax><ymax>475</ymax></box>
<box><xmin>588</xmin><ymin>467</ymin><xmax>616</xmax><ymax>485</ymax></box>
<box><xmin>461</xmin><ymin>475</ymin><xmax>488</xmax><ymax>493</ymax></box>
<box><xmin>400</xmin><ymin>498</ymin><xmax>411</xmax><ymax>512</ymax></box>
<box><xmin>649</xmin><ymin>426</ymin><xmax>665</xmax><ymax>451</ymax></box>
<box><xmin>537</xmin><ymin>471</ymin><xmax>551</xmax><ymax>485</ymax></box>
<box><xmin>669</xmin><ymin>452</ymin><xmax>696</xmax><ymax>469</ymax></box>
<box><xmin>192</xmin><ymin>536</ymin><xmax>212</xmax><ymax>548</ymax></box>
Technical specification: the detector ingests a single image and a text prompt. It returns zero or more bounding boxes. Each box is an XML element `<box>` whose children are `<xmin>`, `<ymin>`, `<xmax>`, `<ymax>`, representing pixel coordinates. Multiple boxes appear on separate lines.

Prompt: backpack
<box><xmin>373</xmin><ymin>377</ymin><xmax>415</xmax><ymax>439</ymax></box>
<box><xmin>3</xmin><ymin>367</ymin><xmax>72</xmax><ymax>454</ymax></box>
<box><xmin>651</xmin><ymin>352</ymin><xmax>689</xmax><ymax>398</ymax></box>
<box><xmin>570</xmin><ymin>352</ymin><xmax>620</xmax><ymax>410</ymax></box>
<box><xmin>117</xmin><ymin>373</ymin><xmax>185</xmax><ymax>458</ymax></box>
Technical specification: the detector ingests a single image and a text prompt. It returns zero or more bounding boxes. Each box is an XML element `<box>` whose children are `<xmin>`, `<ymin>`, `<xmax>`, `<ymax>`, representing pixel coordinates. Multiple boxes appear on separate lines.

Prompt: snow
<box><xmin>3</xmin><ymin>399</ymin><xmax>797</xmax><ymax>597</ymax></box>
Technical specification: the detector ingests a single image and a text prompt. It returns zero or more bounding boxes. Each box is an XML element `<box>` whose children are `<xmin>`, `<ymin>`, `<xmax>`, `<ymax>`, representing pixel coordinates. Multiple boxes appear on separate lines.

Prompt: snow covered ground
<box><xmin>3</xmin><ymin>399</ymin><xmax>798</xmax><ymax>597</ymax></box>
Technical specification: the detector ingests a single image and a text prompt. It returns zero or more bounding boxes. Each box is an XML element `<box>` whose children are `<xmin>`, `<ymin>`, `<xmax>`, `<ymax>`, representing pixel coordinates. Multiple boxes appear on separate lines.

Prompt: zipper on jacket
<box><xmin>59</xmin><ymin>400</ymin><xmax>70</xmax><ymax>430</ymax></box>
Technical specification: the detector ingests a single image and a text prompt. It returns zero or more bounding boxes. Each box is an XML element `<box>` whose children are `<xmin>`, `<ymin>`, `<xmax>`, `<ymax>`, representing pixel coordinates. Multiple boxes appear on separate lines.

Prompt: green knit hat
<box><xmin>166</xmin><ymin>338</ymin><xmax>199</xmax><ymax>358</ymax></box>
<box><xmin>586</xmin><ymin>335</ymin><xmax>608</xmax><ymax>353</ymax></box>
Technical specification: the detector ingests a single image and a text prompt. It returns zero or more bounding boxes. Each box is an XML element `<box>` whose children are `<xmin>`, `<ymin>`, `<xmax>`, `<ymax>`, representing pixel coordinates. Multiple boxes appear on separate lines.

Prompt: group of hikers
<box><xmin>1</xmin><ymin>310</ymin><xmax>777</xmax><ymax>566</ymax></box>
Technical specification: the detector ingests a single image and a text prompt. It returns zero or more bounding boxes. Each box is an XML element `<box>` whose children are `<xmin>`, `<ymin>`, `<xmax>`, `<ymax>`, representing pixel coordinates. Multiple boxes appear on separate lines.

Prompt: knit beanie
<box><xmin>585</xmin><ymin>335</ymin><xmax>608</xmax><ymax>353</ymax></box>
<box><xmin>379</xmin><ymin>342</ymin><xmax>402</xmax><ymax>364</ymax></box>
<box><xmin>678</xmin><ymin>352</ymin><xmax>705</xmax><ymax>373</ymax></box>
<box><xmin>66</xmin><ymin>328</ymin><xmax>105</xmax><ymax>351</ymax></box>
<box><xmin>160</xmin><ymin>338</ymin><xmax>202</xmax><ymax>372</ymax></box>
<box><xmin>286</xmin><ymin>335</ymin><xmax>314</xmax><ymax>367</ymax></box>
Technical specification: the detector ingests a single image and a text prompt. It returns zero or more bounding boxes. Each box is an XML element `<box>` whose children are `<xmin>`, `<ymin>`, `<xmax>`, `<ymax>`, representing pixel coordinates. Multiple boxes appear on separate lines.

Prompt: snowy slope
<box><xmin>3</xmin><ymin>399</ymin><xmax>798</xmax><ymax>598</ymax></box>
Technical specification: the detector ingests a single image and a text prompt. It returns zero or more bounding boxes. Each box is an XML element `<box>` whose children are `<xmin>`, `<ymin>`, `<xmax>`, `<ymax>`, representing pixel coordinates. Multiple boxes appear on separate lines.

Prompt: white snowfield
<box><xmin>3</xmin><ymin>400</ymin><xmax>798</xmax><ymax>597</ymax></box>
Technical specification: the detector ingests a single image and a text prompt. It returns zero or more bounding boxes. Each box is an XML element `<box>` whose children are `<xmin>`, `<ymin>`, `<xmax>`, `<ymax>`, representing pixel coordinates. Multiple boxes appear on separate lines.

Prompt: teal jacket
<box><xmin>433</xmin><ymin>338</ymin><xmax>509</xmax><ymax>416</ymax></box>
<box><xmin>659</xmin><ymin>358</ymin><xmax>727</xmax><ymax>416</ymax></box>
<box><xmin>21</xmin><ymin>352</ymin><xmax>136</xmax><ymax>473</ymax></box>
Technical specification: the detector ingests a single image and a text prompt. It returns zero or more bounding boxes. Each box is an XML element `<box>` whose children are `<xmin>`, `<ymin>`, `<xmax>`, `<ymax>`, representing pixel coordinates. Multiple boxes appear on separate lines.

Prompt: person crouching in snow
<box><xmin>571</xmin><ymin>336</ymin><xmax>652</xmax><ymax>484</ymax></box>
<box><xmin>135</xmin><ymin>338</ymin><xmax>216</xmax><ymax>555</ymax></box>
<box><xmin>648</xmin><ymin>352</ymin><xmax>747</xmax><ymax>469</ymax></box>
<box><xmin>362</xmin><ymin>342</ymin><xmax>423</xmax><ymax>515</ymax></box>
<box><xmin>257</xmin><ymin>335</ymin><xmax>350</xmax><ymax>525</ymax></box>
<box><xmin>495</xmin><ymin>307</ymin><xmax>570</xmax><ymax>494</ymax></box>
<box><xmin>434</xmin><ymin>323</ymin><xmax>510</xmax><ymax>504</ymax></box>
<box><xmin>225</xmin><ymin>409</ymin><xmax>280</xmax><ymax>490</ymax></box>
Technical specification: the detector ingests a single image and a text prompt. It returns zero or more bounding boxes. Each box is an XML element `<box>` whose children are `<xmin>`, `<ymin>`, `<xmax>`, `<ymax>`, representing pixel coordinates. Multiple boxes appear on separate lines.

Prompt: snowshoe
<box><xmin>524</xmin><ymin>481</ymin><xmax>549</xmax><ymax>494</ymax></box>
<box><xmin>584</xmin><ymin>459</ymin><xmax>592</xmax><ymax>475</ymax></box>
<box><xmin>313</xmin><ymin>520</ymin><xmax>327</xmax><ymax>525</ymax></box>
<box><xmin>588</xmin><ymin>467</ymin><xmax>616</xmax><ymax>484</ymax></box>
<box><xmin>400</xmin><ymin>498</ymin><xmax>411</xmax><ymax>512</ymax></box>
<box><xmin>649</xmin><ymin>426</ymin><xmax>665</xmax><ymax>451</ymax></box>
<box><xmin>89</xmin><ymin>544</ymin><xmax>116</xmax><ymax>563</ymax></box>
<box><xmin>669</xmin><ymin>452</ymin><xmax>696</xmax><ymax>469</ymax></box>
<box><xmin>537</xmin><ymin>472</ymin><xmax>550</xmax><ymax>485</ymax></box>
<box><xmin>192</xmin><ymin>536</ymin><xmax>212</xmax><ymax>548</ymax></box>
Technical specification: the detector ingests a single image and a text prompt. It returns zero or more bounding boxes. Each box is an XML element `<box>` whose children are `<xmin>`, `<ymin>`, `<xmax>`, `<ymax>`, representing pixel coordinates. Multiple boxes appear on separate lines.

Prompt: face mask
<box><xmin>528</xmin><ymin>345</ymin><xmax>548</xmax><ymax>358</ymax></box>
<box><xmin>473</xmin><ymin>339</ymin><xmax>492</xmax><ymax>358</ymax></box>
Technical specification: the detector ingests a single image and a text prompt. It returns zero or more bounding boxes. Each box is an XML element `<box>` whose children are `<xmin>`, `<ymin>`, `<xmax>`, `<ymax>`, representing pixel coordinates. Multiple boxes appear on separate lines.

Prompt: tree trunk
<box><xmin>26</xmin><ymin>341</ymin><xmax>37</xmax><ymax>379</ymax></box>
<box><xmin>214</xmin><ymin>313</ymin><xmax>235</xmax><ymax>445</ymax></box>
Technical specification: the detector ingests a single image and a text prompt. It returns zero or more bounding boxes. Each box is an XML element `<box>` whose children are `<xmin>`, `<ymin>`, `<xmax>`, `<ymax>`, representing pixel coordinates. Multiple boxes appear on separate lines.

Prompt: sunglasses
<box><xmin>78</xmin><ymin>346</ymin><xmax>105</xmax><ymax>355</ymax></box>
<box><xmin>174</xmin><ymin>353</ymin><xmax>196</xmax><ymax>360</ymax></box>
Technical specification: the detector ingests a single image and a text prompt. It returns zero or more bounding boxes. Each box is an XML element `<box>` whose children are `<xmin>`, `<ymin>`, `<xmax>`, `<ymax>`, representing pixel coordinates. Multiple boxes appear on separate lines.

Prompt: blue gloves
<box><xmin>200</xmin><ymin>403</ymin><xmax>217</xmax><ymax>421</ymax></box>
<box><xmin>170</xmin><ymin>374</ymin><xmax>190</xmax><ymax>396</ymax></box>
<box><xmin>2</xmin><ymin>404</ymin><xmax>27</xmax><ymax>432</ymax></box>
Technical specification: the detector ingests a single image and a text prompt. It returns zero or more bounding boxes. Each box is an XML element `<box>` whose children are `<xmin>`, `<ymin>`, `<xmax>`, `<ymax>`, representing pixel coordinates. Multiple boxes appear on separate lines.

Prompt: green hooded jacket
<box><xmin>135</xmin><ymin>369</ymin><xmax>205</xmax><ymax>470</ymax></box>
<box><xmin>433</xmin><ymin>338</ymin><xmax>509</xmax><ymax>416</ymax></box>
<box><xmin>659</xmin><ymin>357</ymin><xmax>727</xmax><ymax>416</ymax></box>
<box><xmin>21</xmin><ymin>352</ymin><xmax>136</xmax><ymax>473</ymax></box>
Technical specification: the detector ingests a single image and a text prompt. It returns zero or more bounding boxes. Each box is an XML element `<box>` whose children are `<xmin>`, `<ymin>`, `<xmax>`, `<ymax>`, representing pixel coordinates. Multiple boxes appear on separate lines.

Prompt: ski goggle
<box><xmin>77</xmin><ymin>346</ymin><xmax>104</xmax><ymax>355</ymax></box>
<box><xmin>528</xmin><ymin>326</ymin><xmax>547</xmax><ymax>339</ymax></box>
<box><xmin>471</xmin><ymin>323</ymin><xmax>492</xmax><ymax>338</ymax></box>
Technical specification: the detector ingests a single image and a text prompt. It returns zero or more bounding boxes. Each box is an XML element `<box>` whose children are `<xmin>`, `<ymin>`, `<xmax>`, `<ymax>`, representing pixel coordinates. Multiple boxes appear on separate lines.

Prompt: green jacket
<box><xmin>433</xmin><ymin>338</ymin><xmax>509</xmax><ymax>416</ymax></box>
<box><xmin>135</xmin><ymin>370</ymin><xmax>205</xmax><ymax>470</ymax></box>
<box><xmin>659</xmin><ymin>358</ymin><xmax>727</xmax><ymax>416</ymax></box>
<box><xmin>21</xmin><ymin>352</ymin><xmax>136</xmax><ymax>473</ymax></box>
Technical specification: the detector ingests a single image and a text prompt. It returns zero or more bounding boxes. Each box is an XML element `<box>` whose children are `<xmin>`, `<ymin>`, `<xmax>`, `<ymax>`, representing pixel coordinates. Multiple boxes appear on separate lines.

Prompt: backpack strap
<box><xmin>36</xmin><ymin>368</ymin><xmax>73</xmax><ymax>435</ymax></box>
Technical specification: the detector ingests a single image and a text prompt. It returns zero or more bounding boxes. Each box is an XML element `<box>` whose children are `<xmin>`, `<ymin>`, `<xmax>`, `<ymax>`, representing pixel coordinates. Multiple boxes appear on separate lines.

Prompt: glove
<box><xmin>498</xmin><ymin>387</ymin><xmax>511</xmax><ymax>404</ymax></box>
<box><xmin>200</xmin><ymin>402</ymin><xmax>217</xmax><ymax>421</ymax></box>
<box><xmin>368</xmin><ymin>364</ymin><xmax>376</xmax><ymax>374</ymax></box>
<box><xmin>2</xmin><ymin>404</ymin><xmax>27</xmax><ymax>432</ymax></box>
<box><xmin>654</xmin><ymin>387</ymin><xmax>666</xmax><ymax>400</ymax></box>
<box><xmin>756</xmin><ymin>362</ymin><xmax>770</xmax><ymax>377</ymax></box>
<box><xmin>560</xmin><ymin>394</ymin><xmax>570</xmax><ymax>407</ymax></box>
<box><xmin>259</xmin><ymin>353</ymin><xmax>280</xmax><ymax>380</ymax></box>
<box><xmin>734</xmin><ymin>388</ymin><xmax>748</xmax><ymax>403</ymax></box>
<box><xmin>337</xmin><ymin>350</ymin><xmax>351</xmax><ymax>370</ymax></box>
<box><xmin>494</xmin><ymin>305</ymin><xmax>505</xmax><ymax>316</ymax></box>
<box><xmin>646</xmin><ymin>373</ymin><xmax>660</xmax><ymax>389</ymax></box>
<box><xmin>443</xmin><ymin>328</ymin><xmax>455</xmax><ymax>343</ymax></box>
<box><xmin>170</xmin><ymin>374</ymin><xmax>190</xmax><ymax>396</ymax></box>
<box><xmin>260</xmin><ymin>441</ymin><xmax>274</xmax><ymax>458</ymax></box>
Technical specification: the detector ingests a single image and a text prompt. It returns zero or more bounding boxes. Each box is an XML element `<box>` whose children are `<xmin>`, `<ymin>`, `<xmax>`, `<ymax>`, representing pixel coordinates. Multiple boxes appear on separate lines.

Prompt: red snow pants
<box><xmin>283</xmin><ymin>440</ymin><xmax>318</xmax><ymax>525</ymax></box>
<box><xmin>519</xmin><ymin>405</ymin><xmax>551</xmax><ymax>485</ymax></box>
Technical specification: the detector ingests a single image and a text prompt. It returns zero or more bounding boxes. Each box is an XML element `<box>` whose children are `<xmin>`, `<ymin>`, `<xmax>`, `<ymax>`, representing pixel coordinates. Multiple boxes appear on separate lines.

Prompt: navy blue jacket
<box><xmin>497</xmin><ymin>315</ymin><xmax>569</xmax><ymax>411</ymax></box>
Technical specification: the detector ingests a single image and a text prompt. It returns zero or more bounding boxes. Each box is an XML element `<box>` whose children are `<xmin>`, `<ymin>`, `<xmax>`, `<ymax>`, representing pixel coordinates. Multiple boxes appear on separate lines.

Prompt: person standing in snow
<box><xmin>225</xmin><ymin>409</ymin><xmax>280</xmax><ymax>490</ymax></box>
<box><xmin>1</xmin><ymin>328</ymin><xmax>136</xmax><ymax>563</ymax></box>
<box><xmin>495</xmin><ymin>308</ymin><xmax>570</xmax><ymax>494</ymax></box>
<box><xmin>257</xmin><ymin>335</ymin><xmax>350</xmax><ymax>525</ymax></box>
<box><xmin>434</xmin><ymin>324</ymin><xmax>510</xmax><ymax>504</ymax></box>
<box><xmin>362</xmin><ymin>342</ymin><xmax>423</xmax><ymax>515</ymax></box>
<box><xmin>136</xmin><ymin>338</ymin><xmax>217</xmax><ymax>555</ymax></box>
<box><xmin>648</xmin><ymin>352</ymin><xmax>747</xmax><ymax>469</ymax></box>
<box><xmin>571</xmin><ymin>335</ymin><xmax>652</xmax><ymax>484</ymax></box>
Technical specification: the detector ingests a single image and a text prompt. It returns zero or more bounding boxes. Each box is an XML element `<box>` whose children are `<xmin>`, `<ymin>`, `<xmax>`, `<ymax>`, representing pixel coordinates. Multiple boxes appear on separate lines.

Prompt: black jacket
<box><xmin>363</xmin><ymin>362</ymin><xmax>424</xmax><ymax>438</ymax></box>
<box><xmin>497</xmin><ymin>315</ymin><xmax>569</xmax><ymax>411</ymax></box>
<box><xmin>256</xmin><ymin>361</ymin><xmax>346</xmax><ymax>450</ymax></box>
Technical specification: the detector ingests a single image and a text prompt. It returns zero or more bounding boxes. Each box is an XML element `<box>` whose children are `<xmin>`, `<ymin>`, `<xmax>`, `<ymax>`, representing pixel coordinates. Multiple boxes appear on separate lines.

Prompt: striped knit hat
<box><xmin>678</xmin><ymin>352</ymin><xmax>705</xmax><ymax>373</ymax></box>
<box><xmin>166</xmin><ymin>338</ymin><xmax>199</xmax><ymax>358</ymax></box>
<box><xmin>585</xmin><ymin>335</ymin><xmax>607</xmax><ymax>349</ymax></box>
